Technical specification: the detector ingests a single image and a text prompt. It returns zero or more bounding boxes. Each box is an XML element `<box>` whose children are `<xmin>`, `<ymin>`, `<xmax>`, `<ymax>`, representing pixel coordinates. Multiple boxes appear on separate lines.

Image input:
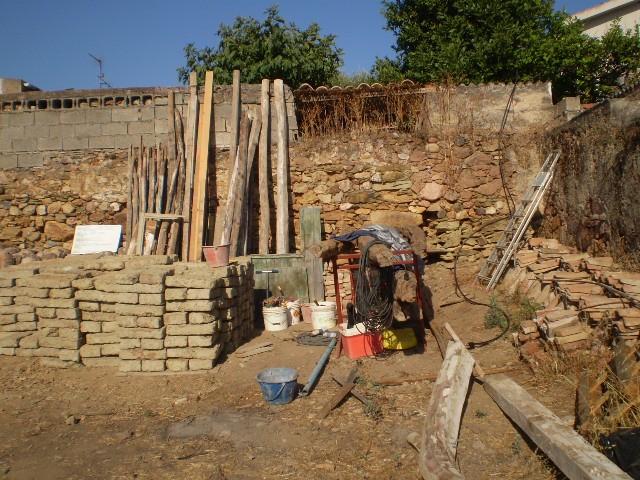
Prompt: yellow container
<box><xmin>382</xmin><ymin>328</ymin><xmax>418</xmax><ymax>350</ymax></box>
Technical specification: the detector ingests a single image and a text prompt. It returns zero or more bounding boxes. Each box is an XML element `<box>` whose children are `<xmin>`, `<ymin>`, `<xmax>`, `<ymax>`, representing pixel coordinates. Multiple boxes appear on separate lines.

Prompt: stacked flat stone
<box><xmin>164</xmin><ymin>264</ymin><xmax>238</xmax><ymax>372</ymax></box>
<box><xmin>14</xmin><ymin>271</ymin><xmax>84</xmax><ymax>365</ymax></box>
<box><xmin>0</xmin><ymin>266</ymin><xmax>40</xmax><ymax>356</ymax></box>
<box><xmin>114</xmin><ymin>267</ymin><xmax>172</xmax><ymax>373</ymax></box>
<box><xmin>220</xmin><ymin>262</ymin><xmax>254</xmax><ymax>350</ymax></box>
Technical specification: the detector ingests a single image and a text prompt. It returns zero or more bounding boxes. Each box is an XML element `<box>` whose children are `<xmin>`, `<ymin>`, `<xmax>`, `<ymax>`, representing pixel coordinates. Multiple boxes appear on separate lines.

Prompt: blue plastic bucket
<box><xmin>256</xmin><ymin>367</ymin><xmax>299</xmax><ymax>405</ymax></box>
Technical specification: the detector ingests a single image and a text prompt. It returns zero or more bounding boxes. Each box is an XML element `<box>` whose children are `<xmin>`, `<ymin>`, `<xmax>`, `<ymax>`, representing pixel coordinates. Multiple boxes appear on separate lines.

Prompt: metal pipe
<box><xmin>298</xmin><ymin>336</ymin><xmax>338</xmax><ymax>397</ymax></box>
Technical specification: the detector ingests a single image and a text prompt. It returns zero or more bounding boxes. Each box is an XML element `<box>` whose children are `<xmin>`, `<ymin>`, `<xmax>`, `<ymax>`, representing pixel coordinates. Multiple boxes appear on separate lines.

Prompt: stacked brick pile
<box><xmin>163</xmin><ymin>261</ymin><xmax>254</xmax><ymax>372</ymax></box>
<box><xmin>0</xmin><ymin>266</ymin><xmax>39</xmax><ymax>355</ymax></box>
<box><xmin>0</xmin><ymin>255</ymin><xmax>255</xmax><ymax>372</ymax></box>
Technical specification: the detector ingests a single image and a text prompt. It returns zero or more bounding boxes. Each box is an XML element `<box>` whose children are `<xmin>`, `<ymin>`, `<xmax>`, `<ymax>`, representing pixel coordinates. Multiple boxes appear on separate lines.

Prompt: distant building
<box><xmin>574</xmin><ymin>0</ymin><xmax>640</xmax><ymax>37</ymax></box>
<box><xmin>0</xmin><ymin>78</ymin><xmax>40</xmax><ymax>94</ymax></box>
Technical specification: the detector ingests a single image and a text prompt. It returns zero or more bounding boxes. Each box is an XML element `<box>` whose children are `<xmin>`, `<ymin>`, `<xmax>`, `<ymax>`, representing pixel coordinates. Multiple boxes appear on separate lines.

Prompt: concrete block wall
<box><xmin>0</xmin><ymin>84</ymin><xmax>298</xmax><ymax>169</ymax></box>
<box><xmin>0</xmin><ymin>253</ymin><xmax>254</xmax><ymax>371</ymax></box>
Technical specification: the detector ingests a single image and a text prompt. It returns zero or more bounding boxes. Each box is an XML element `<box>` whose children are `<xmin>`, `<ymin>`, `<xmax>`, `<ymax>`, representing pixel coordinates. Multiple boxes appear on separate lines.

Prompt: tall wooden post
<box><xmin>259</xmin><ymin>79</ymin><xmax>271</xmax><ymax>254</ymax></box>
<box><xmin>181</xmin><ymin>71</ymin><xmax>199</xmax><ymax>261</ymax></box>
<box><xmin>229</xmin><ymin>112</ymin><xmax>251</xmax><ymax>257</ymax></box>
<box><xmin>274</xmin><ymin>79</ymin><xmax>289</xmax><ymax>254</ymax></box>
<box><xmin>189</xmin><ymin>70</ymin><xmax>214</xmax><ymax>261</ymax></box>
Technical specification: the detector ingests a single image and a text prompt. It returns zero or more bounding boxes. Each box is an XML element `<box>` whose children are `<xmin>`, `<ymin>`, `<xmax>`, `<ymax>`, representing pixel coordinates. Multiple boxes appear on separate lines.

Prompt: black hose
<box><xmin>452</xmin><ymin>216</ymin><xmax>513</xmax><ymax>349</ymax></box>
<box><xmin>355</xmin><ymin>240</ymin><xmax>394</xmax><ymax>332</ymax></box>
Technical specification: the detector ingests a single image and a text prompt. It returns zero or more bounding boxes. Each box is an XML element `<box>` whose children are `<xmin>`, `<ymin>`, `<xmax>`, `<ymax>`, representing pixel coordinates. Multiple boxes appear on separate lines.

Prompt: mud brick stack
<box><xmin>164</xmin><ymin>265</ymin><xmax>227</xmax><ymax>372</ymax></box>
<box><xmin>113</xmin><ymin>267</ymin><xmax>171</xmax><ymax>373</ymax></box>
<box><xmin>15</xmin><ymin>271</ymin><xmax>84</xmax><ymax>366</ymax></box>
<box><xmin>0</xmin><ymin>266</ymin><xmax>40</xmax><ymax>356</ymax></box>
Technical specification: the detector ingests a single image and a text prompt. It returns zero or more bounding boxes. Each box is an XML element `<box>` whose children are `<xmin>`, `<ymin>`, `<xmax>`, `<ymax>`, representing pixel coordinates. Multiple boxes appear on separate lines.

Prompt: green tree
<box><xmin>178</xmin><ymin>6</ymin><xmax>343</xmax><ymax>88</ymax></box>
<box><xmin>375</xmin><ymin>0</ymin><xmax>640</xmax><ymax>101</ymax></box>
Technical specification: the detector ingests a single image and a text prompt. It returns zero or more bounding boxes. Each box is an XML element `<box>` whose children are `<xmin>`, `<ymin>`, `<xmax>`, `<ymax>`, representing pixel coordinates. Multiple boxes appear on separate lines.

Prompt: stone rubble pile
<box><xmin>0</xmin><ymin>253</ymin><xmax>254</xmax><ymax>371</ymax></box>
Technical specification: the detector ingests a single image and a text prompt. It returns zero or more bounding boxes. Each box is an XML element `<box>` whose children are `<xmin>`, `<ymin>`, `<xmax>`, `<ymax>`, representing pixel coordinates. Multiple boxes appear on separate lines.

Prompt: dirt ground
<box><xmin>0</xmin><ymin>263</ymin><xmax>575</xmax><ymax>480</ymax></box>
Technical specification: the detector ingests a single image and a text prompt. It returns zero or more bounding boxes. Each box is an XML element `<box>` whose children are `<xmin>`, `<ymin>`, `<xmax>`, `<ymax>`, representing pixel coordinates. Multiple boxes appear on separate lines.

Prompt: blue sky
<box><xmin>0</xmin><ymin>1</ymin><xmax>602</xmax><ymax>91</ymax></box>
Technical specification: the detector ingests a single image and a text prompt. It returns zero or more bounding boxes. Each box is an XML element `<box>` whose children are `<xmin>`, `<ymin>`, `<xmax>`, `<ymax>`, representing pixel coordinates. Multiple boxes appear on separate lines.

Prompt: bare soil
<box><xmin>0</xmin><ymin>263</ymin><xmax>574</xmax><ymax>479</ymax></box>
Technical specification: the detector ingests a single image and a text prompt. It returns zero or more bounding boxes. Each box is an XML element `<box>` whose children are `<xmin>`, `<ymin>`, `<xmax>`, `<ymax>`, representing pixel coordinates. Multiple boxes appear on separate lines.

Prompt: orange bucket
<box><xmin>340</xmin><ymin>323</ymin><xmax>383</xmax><ymax>360</ymax></box>
<box><xmin>202</xmin><ymin>244</ymin><xmax>230</xmax><ymax>267</ymax></box>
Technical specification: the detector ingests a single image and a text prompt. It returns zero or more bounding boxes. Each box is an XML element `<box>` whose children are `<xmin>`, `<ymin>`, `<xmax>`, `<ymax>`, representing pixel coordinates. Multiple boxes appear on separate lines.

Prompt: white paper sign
<box><xmin>71</xmin><ymin>225</ymin><xmax>122</xmax><ymax>255</ymax></box>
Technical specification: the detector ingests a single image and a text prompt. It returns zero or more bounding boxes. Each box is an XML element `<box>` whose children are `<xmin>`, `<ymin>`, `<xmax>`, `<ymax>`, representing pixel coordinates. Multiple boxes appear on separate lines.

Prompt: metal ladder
<box><xmin>477</xmin><ymin>151</ymin><xmax>561</xmax><ymax>290</ymax></box>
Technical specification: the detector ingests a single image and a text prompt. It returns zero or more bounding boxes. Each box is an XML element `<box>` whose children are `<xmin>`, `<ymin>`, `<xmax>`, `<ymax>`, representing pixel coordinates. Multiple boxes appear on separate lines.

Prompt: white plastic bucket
<box><xmin>285</xmin><ymin>299</ymin><xmax>302</xmax><ymax>325</ymax></box>
<box><xmin>311</xmin><ymin>301</ymin><xmax>337</xmax><ymax>330</ymax></box>
<box><xmin>263</xmin><ymin>306</ymin><xmax>288</xmax><ymax>332</ymax></box>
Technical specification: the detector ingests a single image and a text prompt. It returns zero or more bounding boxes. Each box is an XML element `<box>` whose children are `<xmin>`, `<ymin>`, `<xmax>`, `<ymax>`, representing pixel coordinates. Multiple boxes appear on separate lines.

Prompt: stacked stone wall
<box><xmin>0</xmin><ymin>254</ymin><xmax>254</xmax><ymax>371</ymax></box>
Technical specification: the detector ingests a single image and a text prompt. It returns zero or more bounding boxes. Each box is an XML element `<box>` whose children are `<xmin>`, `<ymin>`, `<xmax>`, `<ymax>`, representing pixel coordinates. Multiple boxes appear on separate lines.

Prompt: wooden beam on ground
<box><xmin>484</xmin><ymin>375</ymin><xmax>631</xmax><ymax>480</ymax></box>
<box><xmin>188</xmin><ymin>70</ymin><xmax>214</xmax><ymax>262</ymax></box>
<box><xmin>419</xmin><ymin>340</ymin><xmax>474</xmax><ymax>480</ymax></box>
<box><xmin>181</xmin><ymin>71</ymin><xmax>199</xmax><ymax>261</ymax></box>
<box><xmin>274</xmin><ymin>79</ymin><xmax>290</xmax><ymax>254</ymax></box>
<box><xmin>319</xmin><ymin>368</ymin><xmax>358</xmax><ymax>419</ymax></box>
<box><xmin>258</xmin><ymin>79</ymin><xmax>271</xmax><ymax>254</ymax></box>
<box><xmin>229</xmin><ymin>113</ymin><xmax>252</xmax><ymax>257</ymax></box>
<box><xmin>301</xmin><ymin>206</ymin><xmax>325</xmax><ymax>302</ymax></box>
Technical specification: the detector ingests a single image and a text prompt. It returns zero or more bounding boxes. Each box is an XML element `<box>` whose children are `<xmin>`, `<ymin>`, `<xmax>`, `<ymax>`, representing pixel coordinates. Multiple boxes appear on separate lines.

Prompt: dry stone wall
<box><xmin>0</xmin><ymin>254</ymin><xmax>254</xmax><ymax>371</ymax></box>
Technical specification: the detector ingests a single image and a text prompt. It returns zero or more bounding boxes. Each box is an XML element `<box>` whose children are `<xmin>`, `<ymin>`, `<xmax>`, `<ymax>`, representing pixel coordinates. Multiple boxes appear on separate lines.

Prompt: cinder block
<box><xmin>73</xmin><ymin>278</ymin><xmax>95</xmax><ymax>290</ymax></box>
<box><xmin>58</xmin><ymin>349</ymin><xmax>80</xmax><ymax>362</ymax></box>
<box><xmin>75</xmin><ymin>123</ymin><xmax>102</xmax><ymax>137</ymax></box>
<box><xmin>154</xmin><ymin>106</ymin><xmax>168</xmax><ymax>120</ymax></box>
<box><xmin>0</xmin><ymin>304</ymin><xmax>34</xmax><ymax>314</ymax></box>
<box><xmin>0</xmin><ymin>153</ymin><xmax>18</xmax><ymax>169</ymax></box>
<box><xmin>62</xmin><ymin>137</ymin><xmax>88</xmax><ymax>150</ymax></box>
<box><xmin>114</xmin><ymin>134</ymin><xmax>142</xmax><ymax>149</ymax></box>
<box><xmin>101</xmin><ymin>122</ymin><xmax>127</xmax><ymax>135</ymax></box>
<box><xmin>79</xmin><ymin>344</ymin><xmax>101</xmax><ymax>358</ymax></box>
<box><xmin>12</xmin><ymin>137</ymin><xmax>37</xmax><ymax>151</ymax></box>
<box><xmin>35</xmin><ymin>111</ymin><xmax>61</xmax><ymax>126</ymax></box>
<box><xmin>166</xmin><ymin>358</ymin><xmax>188</xmax><ymax>371</ymax></box>
<box><xmin>0</xmin><ymin>125</ymin><xmax>24</xmax><ymax>140</ymax></box>
<box><xmin>17</xmin><ymin>153</ymin><xmax>43</xmax><ymax>168</ymax></box>
<box><xmin>0</xmin><ymin>331</ymin><xmax>31</xmax><ymax>347</ymax></box>
<box><xmin>0</xmin><ymin>297</ymin><xmax>13</xmax><ymax>306</ymax></box>
<box><xmin>85</xmin><ymin>109</ymin><xmax>111</xmax><ymax>123</ymax></box>
<box><xmin>28</xmin><ymin>125</ymin><xmax>51</xmax><ymax>138</ymax></box>
<box><xmin>112</xmin><ymin>108</ymin><xmax>141</xmax><ymax>122</ymax></box>
<box><xmin>189</xmin><ymin>359</ymin><xmax>213</xmax><ymax>370</ymax></box>
<box><xmin>76</xmin><ymin>290</ymin><xmax>138</xmax><ymax>304</ymax></box>
<box><xmin>38</xmin><ymin>137</ymin><xmax>62</xmax><ymax>151</ymax></box>
<box><xmin>154</xmin><ymin>119</ymin><xmax>169</xmax><ymax>134</ymax></box>
<box><xmin>93</xmin><ymin>281</ymin><xmax>162</xmax><ymax>294</ymax></box>
<box><xmin>60</xmin><ymin>110</ymin><xmax>86</xmax><ymax>124</ymax></box>
<box><xmin>141</xmin><ymin>107</ymin><xmax>155</xmax><ymax>121</ymax></box>
<box><xmin>36</xmin><ymin>307</ymin><xmax>56</xmax><ymax>318</ymax></box>
<box><xmin>49</xmin><ymin>124</ymin><xmax>75</xmax><ymax>137</ymax></box>
<box><xmin>0</xmin><ymin>347</ymin><xmax>16</xmax><ymax>355</ymax></box>
<box><xmin>141</xmin><ymin>359</ymin><xmax>165</xmax><ymax>372</ymax></box>
<box><xmin>127</xmin><ymin>120</ymin><xmax>154</xmax><ymax>135</ymax></box>
<box><xmin>0</xmin><ymin>113</ymin><xmax>10</xmax><ymax>127</ymax></box>
<box><xmin>19</xmin><ymin>334</ymin><xmax>38</xmax><ymax>349</ymax></box>
<box><xmin>186</xmin><ymin>289</ymin><xmax>215</xmax><ymax>300</ymax></box>
<box><xmin>89</xmin><ymin>136</ymin><xmax>116</xmax><ymax>149</ymax></box>
<box><xmin>9</xmin><ymin>112</ymin><xmax>34</xmax><ymax>127</ymax></box>
<box><xmin>13</xmin><ymin>287</ymin><xmax>49</xmax><ymax>298</ymax></box>
<box><xmin>165</xmin><ymin>289</ymin><xmax>187</xmax><ymax>301</ymax></box>
<box><xmin>143</xmin><ymin>349</ymin><xmax>166</xmax><ymax>360</ymax></box>
<box><xmin>214</xmin><ymin>131</ymin><xmax>231</xmax><ymax>147</ymax></box>
<box><xmin>141</xmin><ymin>133</ymin><xmax>157</xmax><ymax>147</ymax></box>
<box><xmin>39</xmin><ymin>318</ymin><xmax>78</xmax><ymax>329</ymax></box>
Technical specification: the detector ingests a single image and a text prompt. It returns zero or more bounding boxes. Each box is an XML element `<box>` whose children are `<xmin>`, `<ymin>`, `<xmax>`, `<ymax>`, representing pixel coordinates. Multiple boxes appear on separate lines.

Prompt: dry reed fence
<box><xmin>294</xmin><ymin>81</ymin><xmax>425</xmax><ymax>136</ymax></box>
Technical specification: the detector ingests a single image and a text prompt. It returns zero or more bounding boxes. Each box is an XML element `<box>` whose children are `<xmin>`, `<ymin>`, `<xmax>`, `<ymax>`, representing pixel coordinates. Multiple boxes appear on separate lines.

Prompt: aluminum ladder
<box><xmin>477</xmin><ymin>151</ymin><xmax>561</xmax><ymax>290</ymax></box>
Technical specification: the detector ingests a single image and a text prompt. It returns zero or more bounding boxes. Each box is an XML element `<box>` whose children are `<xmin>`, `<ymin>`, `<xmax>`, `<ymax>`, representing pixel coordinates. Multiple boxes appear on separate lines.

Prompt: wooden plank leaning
<box><xmin>258</xmin><ymin>79</ymin><xmax>271</xmax><ymax>254</ymax></box>
<box><xmin>274</xmin><ymin>79</ymin><xmax>289</xmax><ymax>254</ymax></box>
<box><xmin>181</xmin><ymin>71</ymin><xmax>199</xmax><ymax>260</ymax></box>
<box><xmin>188</xmin><ymin>70</ymin><xmax>214</xmax><ymax>261</ymax></box>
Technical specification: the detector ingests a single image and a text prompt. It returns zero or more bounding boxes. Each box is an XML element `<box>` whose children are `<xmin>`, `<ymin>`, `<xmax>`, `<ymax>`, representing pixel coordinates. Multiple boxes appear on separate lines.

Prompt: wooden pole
<box><xmin>181</xmin><ymin>71</ymin><xmax>199</xmax><ymax>260</ymax></box>
<box><xmin>301</xmin><ymin>207</ymin><xmax>324</xmax><ymax>302</ymax></box>
<box><xmin>188</xmin><ymin>70</ymin><xmax>214</xmax><ymax>261</ymax></box>
<box><xmin>241</xmin><ymin>112</ymin><xmax>262</xmax><ymax>255</ymax></box>
<box><xmin>126</xmin><ymin>145</ymin><xmax>134</xmax><ymax>250</ymax></box>
<box><xmin>229</xmin><ymin>112</ymin><xmax>252</xmax><ymax>257</ymax></box>
<box><xmin>274</xmin><ymin>79</ymin><xmax>290</xmax><ymax>254</ymax></box>
<box><xmin>258</xmin><ymin>79</ymin><xmax>271</xmax><ymax>254</ymax></box>
<box><xmin>229</xmin><ymin>70</ymin><xmax>241</xmax><ymax>161</ymax></box>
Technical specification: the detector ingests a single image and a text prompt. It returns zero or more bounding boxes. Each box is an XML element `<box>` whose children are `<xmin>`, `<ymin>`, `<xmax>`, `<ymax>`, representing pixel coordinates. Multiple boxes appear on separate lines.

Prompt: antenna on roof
<box><xmin>88</xmin><ymin>53</ymin><xmax>112</xmax><ymax>89</ymax></box>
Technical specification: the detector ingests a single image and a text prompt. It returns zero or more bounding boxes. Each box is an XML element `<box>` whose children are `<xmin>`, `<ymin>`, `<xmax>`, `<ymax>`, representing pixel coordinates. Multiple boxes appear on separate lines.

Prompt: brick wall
<box><xmin>0</xmin><ymin>84</ymin><xmax>297</xmax><ymax>169</ymax></box>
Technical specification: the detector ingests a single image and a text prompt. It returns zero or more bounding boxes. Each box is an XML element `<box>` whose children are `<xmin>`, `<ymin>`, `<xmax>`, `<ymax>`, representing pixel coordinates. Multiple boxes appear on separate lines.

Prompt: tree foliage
<box><xmin>375</xmin><ymin>0</ymin><xmax>640</xmax><ymax>101</ymax></box>
<box><xmin>178</xmin><ymin>6</ymin><xmax>343</xmax><ymax>88</ymax></box>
